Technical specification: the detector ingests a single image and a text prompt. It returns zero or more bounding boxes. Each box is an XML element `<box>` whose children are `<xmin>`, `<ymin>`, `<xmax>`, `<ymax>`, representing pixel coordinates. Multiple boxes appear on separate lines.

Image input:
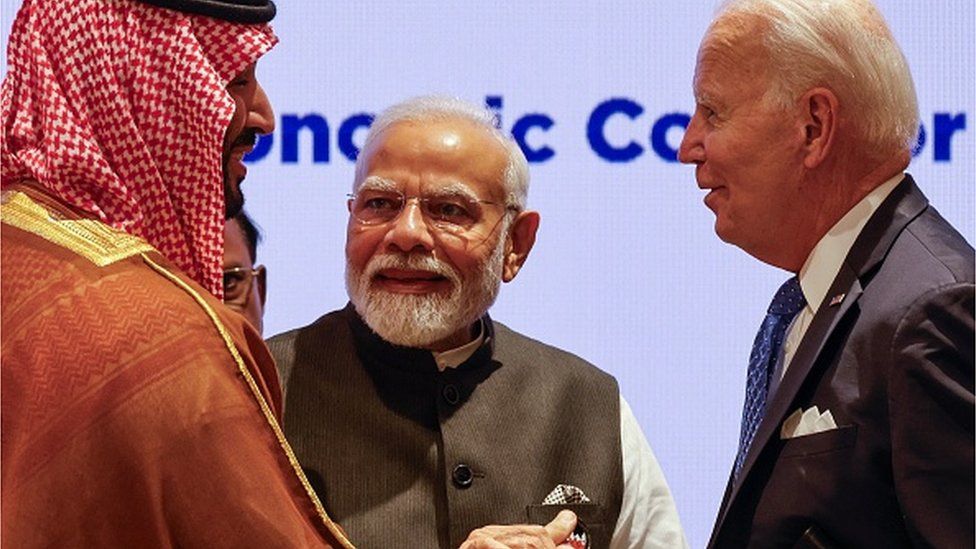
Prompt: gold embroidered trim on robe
<box><xmin>0</xmin><ymin>191</ymin><xmax>154</xmax><ymax>266</ymax></box>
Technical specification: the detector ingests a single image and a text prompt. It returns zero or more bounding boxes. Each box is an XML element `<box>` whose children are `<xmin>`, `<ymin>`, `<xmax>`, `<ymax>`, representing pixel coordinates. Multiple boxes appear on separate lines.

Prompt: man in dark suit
<box><xmin>678</xmin><ymin>0</ymin><xmax>974</xmax><ymax>546</ymax></box>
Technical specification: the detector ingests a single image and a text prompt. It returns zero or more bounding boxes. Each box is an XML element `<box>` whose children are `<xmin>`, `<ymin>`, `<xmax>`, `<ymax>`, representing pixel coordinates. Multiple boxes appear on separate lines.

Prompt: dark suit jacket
<box><xmin>709</xmin><ymin>175</ymin><xmax>975</xmax><ymax>548</ymax></box>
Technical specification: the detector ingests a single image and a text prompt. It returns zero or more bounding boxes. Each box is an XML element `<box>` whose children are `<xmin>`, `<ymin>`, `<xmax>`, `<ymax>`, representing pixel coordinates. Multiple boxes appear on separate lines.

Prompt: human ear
<box><xmin>502</xmin><ymin>210</ymin><xmax>540</xmax><ymax>282</ymax></box>
<box><xmin>257</xmin><ymin>265</ymin><xmax>267</xmax><ymax>306</ymax></box>
<box><xmin>800</xmin><ymin>87</ymin><xmax>839</xmax><ymax>169</ymax></box>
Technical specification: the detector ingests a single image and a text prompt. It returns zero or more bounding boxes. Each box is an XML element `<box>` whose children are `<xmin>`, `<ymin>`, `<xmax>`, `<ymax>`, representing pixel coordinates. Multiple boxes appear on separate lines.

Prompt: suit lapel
<box><xmin>709</xmin><ymin>175</ymin><xmax>930</xmax><ymax>544</ymax></box>
<box><xmin>709</xmin><ymin>269</ymin><xmax>864</xmax><ymax>544</ymax></box>
<box><xmin>739</xmin><ymin>267</ymin><xmax>863</xmax><ymax>482</ymax></box>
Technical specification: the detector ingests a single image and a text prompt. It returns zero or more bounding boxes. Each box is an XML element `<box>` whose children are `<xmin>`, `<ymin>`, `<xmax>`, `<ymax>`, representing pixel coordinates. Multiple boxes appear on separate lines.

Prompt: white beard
<box><xmin>346</xmin><ymin>236</ymin><xmax>506</xmax><ymax>348</ymax></box>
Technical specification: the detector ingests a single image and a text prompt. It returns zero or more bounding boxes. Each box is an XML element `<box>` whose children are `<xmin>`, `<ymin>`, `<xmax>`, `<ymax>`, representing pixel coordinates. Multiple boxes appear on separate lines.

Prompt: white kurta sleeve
<box><xmin>609</xmin><ymin>395</ymin><xmax>688</xmax><ymax>549</ymax></box>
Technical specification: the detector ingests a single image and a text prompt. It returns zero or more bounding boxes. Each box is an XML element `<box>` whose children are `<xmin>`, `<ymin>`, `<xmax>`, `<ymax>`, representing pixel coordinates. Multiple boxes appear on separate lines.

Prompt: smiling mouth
<box><xmin>374</xmin><ymin>269</ymin><xmax>451</xmax><ymax>293</ymax></box>
<box><xmin>697</xmin><ymin>179</ymin><xmax>726</xmax><ymax>193</ymax></box>
<box><xmin>700</xmin><ymin>186</ymin><xmax>729</xmax><ymax>211</ymax></box>
<box><xmin>230</xmin><ymin>144</ymin><xmax>254</xmax><ymax>158</ymax></box>
<box><xmin>377</xmin><ymin>269</ymin><xmax>447</xmax><ymax>282</ymax></box>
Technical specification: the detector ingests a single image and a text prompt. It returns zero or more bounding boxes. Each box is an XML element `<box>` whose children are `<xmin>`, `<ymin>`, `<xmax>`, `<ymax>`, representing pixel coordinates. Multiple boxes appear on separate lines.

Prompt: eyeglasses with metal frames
<box><xmin>222</xmin><ymin>265</ymin><xmax>265</xmax><ymax>308</ymax></box>
<box><xmin>346</xmin><ymin>188</ymin><xmax>518</xmax><ymax>235</ymax></box>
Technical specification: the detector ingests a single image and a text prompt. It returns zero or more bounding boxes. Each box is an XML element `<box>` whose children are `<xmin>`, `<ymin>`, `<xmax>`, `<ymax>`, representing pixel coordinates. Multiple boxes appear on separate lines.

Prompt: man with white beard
<box><xmin>268</xmin><ymin>96</ymin><xmax>686</xmax><ymax>549</ymax></box>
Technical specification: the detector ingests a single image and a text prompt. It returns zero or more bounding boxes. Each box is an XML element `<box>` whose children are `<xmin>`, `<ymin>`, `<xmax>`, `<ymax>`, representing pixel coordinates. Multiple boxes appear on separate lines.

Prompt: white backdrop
<box><xmin>3</xmin><ymin>2</ymin><xmax>973</xmax><ymax>546</ymax></box>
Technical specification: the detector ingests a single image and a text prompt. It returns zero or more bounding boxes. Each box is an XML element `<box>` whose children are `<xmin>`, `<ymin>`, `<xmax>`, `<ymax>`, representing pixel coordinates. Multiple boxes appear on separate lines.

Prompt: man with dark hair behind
<box><xmin>224</xmin><ymin>210</ymin><xmax>267</xmax><ymax>335</ymax></box>
<box><xmin>0</xmin><ymin>0</ymin><xmax>349</xmax><ymax>546</ymax></box>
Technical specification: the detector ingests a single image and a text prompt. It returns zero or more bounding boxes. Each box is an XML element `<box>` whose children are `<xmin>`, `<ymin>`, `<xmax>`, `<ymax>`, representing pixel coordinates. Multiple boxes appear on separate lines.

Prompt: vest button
<box><xmin>452</xmin><ymin>464</ymin><xmax>474</xmax><ymax>488</ymax></box>
<box><xmin>442</xmin><ymin>384</ymin><xmax>460</xmax><ymax>405</ymax></box>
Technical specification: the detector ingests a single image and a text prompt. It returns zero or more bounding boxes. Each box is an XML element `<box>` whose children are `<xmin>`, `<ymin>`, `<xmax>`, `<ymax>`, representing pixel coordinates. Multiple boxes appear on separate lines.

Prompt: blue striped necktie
<box><xmin>733</xmin><ymin>276</ymin><xmax>807</xmax><ymax>478</ymax></box>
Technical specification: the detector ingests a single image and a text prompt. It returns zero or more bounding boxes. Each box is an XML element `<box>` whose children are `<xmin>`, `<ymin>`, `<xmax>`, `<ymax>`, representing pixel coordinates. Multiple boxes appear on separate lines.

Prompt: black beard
<box><xmin>223</xmin><ymin>163</ymin><xmax>244</xmax><ymax>219</ymax></box>
<box><xmin>222</xmin><ymin>129</ymin><xmax>258</xmax><ymax>219</ymax></box>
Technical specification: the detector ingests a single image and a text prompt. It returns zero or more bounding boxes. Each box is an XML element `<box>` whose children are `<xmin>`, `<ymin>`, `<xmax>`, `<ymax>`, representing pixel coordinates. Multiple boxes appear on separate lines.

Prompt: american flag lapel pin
<box><xmin>829</xmin><ymin>293</ymin><xmax>846</xmax><ymax>307</ymax></box>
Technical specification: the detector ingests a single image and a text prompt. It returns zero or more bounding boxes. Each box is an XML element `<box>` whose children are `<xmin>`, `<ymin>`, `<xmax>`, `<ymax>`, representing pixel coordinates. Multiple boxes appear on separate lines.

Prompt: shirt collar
<box><xmin>432</xmin><ymin>318</ymin><xmax>487</xmax><ymax>371</ymax></box>
<box><xmin>797</xmin><ymin>173</ymin><xmax>904</xmax><ymax>313</ymax></box>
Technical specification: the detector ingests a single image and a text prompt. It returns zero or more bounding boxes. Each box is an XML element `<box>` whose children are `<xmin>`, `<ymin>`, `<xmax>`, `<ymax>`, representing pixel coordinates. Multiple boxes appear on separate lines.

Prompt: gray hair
<box><xmin>715</xmin><ymin>0</ymin><xmax>919</xmax><ymax>155</ymax></box>
<box><xmin>354</xmin><ymin>96</ymin><xmax>530</xmax><ymax>210</ymax></box>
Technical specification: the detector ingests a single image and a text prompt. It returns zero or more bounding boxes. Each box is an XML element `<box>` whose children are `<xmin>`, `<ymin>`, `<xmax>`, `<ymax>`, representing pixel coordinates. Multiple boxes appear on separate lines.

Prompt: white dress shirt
<box><xmin>770</xmin><ymin>173</ymin><xmax>904</xmax><ymax>395</ymax></box>
<box><xmin>432</xmin><ymin>322</ymin><xmax>688</xmax><ymax>548</ymax></box>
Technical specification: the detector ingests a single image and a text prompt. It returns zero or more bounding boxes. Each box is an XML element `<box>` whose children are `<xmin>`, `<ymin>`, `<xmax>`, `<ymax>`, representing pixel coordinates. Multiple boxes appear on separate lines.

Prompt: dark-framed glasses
<box><xmin>347</xmin><ymin>188</ymin><xmax>515</xmax><ymax>235</ymax></box>
<box><xmin>222</xmin><ymin>265</ymin><xmax>265</xmax><ymax>307</ymax></box>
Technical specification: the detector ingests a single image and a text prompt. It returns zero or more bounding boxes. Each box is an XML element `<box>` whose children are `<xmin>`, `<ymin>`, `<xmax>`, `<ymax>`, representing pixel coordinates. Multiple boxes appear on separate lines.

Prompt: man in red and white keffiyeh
<box><xmin>0</xmin><ymin>1</ymin><xmax>352</xmax><ymax>546</ymax></box>
<box><xmin>2</xmin><ymin>0</ymin><xmax>275</xmax><ymax>297</ymax></box>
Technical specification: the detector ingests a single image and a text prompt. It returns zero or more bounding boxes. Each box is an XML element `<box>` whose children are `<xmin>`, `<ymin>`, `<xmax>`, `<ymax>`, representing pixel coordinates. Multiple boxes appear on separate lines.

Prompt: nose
<box><xmin>383</xmin><ymin>198</ymin><xmax>435</xmax><ymax>253</ymax></box>
<box><xmin>678</xmin><ymin>112</ymin><xmax>705</xmax><ymax>164</ymax></box>
<box><xmin>248</xmin><ymin>82</ymin><xmax>275</xmax><ymax>135</ymax></box>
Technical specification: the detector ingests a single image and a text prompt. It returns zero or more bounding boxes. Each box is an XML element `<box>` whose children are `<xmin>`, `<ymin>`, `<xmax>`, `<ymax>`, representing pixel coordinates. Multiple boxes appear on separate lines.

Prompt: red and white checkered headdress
<box><xmin>1</xmin><ymin>0</ymin><xmax>277</xmax><ymax>296</ymax></box>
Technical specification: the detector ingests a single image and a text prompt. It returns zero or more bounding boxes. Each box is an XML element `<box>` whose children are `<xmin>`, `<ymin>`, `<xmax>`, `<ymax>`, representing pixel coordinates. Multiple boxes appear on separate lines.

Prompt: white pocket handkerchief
<box><xmin>780</xmin><ymin>406</ymin><xmax>838</xmax><ymax>439</ymax></box>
